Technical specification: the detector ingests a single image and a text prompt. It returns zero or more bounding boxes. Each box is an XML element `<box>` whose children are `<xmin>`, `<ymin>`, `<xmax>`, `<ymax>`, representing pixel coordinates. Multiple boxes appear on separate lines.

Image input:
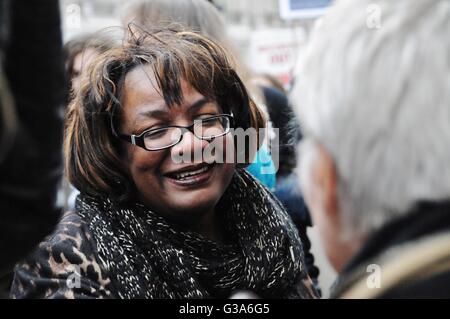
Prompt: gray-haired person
<box><xmin>292</xmin><ymin>0</ymin><xmax>450</xmax><ymax>298</ymax></box>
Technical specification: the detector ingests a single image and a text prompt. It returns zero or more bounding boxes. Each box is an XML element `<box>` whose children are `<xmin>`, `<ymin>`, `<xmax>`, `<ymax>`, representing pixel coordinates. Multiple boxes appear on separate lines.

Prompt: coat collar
<box><xmin>331</xmin><ymin>201</ymin><xmax>450</xmax><ymax>297</ymax></box>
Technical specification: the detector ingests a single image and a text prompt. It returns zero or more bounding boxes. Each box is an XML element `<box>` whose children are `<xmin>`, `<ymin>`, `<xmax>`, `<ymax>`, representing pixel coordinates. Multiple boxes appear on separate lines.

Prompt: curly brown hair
<box><xmin>64</xmin><ymin>27</ymin><xmax>266</xmax><ymax>202</ymax></box>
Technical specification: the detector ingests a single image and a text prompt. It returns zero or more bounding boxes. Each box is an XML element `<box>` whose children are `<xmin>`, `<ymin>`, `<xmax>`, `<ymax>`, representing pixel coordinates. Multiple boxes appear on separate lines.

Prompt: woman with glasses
<box><xmin>10</xmin><ymin>29</ymin><xmax>317</xmax><ymax>299</ymax></box>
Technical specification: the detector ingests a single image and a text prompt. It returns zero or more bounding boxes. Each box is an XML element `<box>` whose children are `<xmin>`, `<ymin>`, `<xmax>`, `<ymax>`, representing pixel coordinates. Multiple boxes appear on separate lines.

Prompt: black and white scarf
<box><xmin>76</xmin><ymin>169</ymin><xmax>316</xmax><ymax>298</ymax></box>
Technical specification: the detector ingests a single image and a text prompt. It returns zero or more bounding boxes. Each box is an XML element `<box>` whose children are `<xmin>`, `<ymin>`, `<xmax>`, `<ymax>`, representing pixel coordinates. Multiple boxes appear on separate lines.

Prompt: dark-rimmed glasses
<box><xmin>116</xmin><ymin>114</ymin><xmax>234</xmax><ymax>151</ymax></box>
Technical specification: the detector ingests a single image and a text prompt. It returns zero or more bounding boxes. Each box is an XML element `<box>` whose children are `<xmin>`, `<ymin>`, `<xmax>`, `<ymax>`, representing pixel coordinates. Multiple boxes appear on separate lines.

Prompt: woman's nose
<box><xmin>170</xmin><ymin>130</ymin><xmax>207</xmax><ymax>163</ymax></box>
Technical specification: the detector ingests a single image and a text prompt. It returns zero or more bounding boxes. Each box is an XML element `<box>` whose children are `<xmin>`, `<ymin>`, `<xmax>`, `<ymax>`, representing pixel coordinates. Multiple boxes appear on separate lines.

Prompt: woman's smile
<box><xmin>164</xmin><ymin>162</ymin><xmax>217</xmax><ymax>188</ymax></box>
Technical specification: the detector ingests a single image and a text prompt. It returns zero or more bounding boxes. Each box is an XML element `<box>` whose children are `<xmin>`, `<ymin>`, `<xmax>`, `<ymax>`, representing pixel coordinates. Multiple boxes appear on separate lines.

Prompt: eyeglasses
<box><xmin>117</xmin><ymin>114</ymin><xmax>234</xmax><ymax>151</ymax></box>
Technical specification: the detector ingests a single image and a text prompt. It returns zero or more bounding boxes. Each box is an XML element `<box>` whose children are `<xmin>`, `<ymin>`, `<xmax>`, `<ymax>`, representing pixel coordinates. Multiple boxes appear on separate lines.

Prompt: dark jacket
<box><xmin>0</xmin><ymin>0</ymin><xmax>64</xmax><ymax>288</ymax></box>
<box><xmin>331</xmin><ymin>201</ymin><xmax>450</xmax><ymax>298</ymax></box>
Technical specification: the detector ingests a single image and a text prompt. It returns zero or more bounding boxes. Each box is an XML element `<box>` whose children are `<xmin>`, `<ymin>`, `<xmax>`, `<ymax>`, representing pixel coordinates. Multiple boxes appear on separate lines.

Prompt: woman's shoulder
<box><xmin>43</xmin><ymin>210</ymin><xmax>99</xmax><ymax>261</ymax></box>
<box><xmin>10</xmin><ymin>210</ymin><xmax>115</xmax><ymax>299</ymax></box>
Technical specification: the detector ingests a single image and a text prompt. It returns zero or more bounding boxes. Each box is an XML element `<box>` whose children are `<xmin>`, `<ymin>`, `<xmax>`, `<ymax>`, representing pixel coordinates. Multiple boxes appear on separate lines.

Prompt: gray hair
<box><xmin>292</xmin><ymin>0</ymin><xmax>450</xmax><ymax>236</ymax></box>
<box><xmin>121</xmin><ymin>0</ymin><xmax>228</xmax><ymax>46</ymax></box>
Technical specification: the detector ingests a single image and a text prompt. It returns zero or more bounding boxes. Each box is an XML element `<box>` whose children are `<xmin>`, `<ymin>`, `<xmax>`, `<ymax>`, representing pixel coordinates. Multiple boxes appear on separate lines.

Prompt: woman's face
<box><xmin>120</xmin><ymin>66</ymin><xmax>236</xmax><ymax>224</ymax></box>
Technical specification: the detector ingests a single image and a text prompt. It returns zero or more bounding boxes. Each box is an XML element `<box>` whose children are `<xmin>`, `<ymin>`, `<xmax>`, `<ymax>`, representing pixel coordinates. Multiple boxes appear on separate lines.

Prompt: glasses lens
<box><xmin>195</xmin><ymin>116</ymin><xmax>230</xmax><ymax>139</ymax></box>
<box><xmin>143</xmin><ymin>127</ymin><xmax>181</xmax><ymax>150</ymax></box>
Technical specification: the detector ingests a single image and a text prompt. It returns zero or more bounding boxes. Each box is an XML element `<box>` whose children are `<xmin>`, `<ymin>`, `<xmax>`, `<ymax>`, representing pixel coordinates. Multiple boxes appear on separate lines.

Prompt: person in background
<box><xmin>10</xmin><ymin>28</ymin><xmax>317</xmax><ymax>299</ymax></box>
<box><xmin>252</xmin><ymin>72</ymin><xmax>320</xmax><ymax>291</ymax></box>
<box><xmin>64</xmin><ymin>33</ymin><xmax>116</xmax><ymax>98</ymax></box>
<box><xmin>252</xmin><ymin>73</ymin><xmax>287</xmax><ymax>95</ymax></box>
<box><xmin>292</xmin><ymin>0</ymin><xmax>450</xmax><ymax>298</ymax></box>
<box><xmin>0</xmin><ymin>0</ymin><xmax>64</xmax><ymax>295</ymax></box>
<box><xmin>262</xmin><ymin>83</ymin><xmax>320</xmax><ymax>292</ymax></box>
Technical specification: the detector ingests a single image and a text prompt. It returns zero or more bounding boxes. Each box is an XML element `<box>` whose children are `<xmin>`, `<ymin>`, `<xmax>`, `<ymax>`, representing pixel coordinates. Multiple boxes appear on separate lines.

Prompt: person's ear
<box><xmin>313</xmin><ymin>143</ymin><xmax>340</xmax><ymax>223</ymax></box>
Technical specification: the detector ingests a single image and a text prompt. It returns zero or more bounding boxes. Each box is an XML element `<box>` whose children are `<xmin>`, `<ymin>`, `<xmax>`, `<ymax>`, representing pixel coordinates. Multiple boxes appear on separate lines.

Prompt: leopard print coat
<box><xmin>10</xmin><ymin>211</ymin><xmax>115</xmax><ymax>298</ymax></box>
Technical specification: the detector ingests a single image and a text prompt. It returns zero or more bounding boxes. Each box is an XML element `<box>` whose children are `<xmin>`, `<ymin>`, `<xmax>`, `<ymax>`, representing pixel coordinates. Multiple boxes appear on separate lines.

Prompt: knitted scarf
<box><xmin>76</xmin><ymin>169</ymin><xmax>316</xmax><ymax>298</ymax></box>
